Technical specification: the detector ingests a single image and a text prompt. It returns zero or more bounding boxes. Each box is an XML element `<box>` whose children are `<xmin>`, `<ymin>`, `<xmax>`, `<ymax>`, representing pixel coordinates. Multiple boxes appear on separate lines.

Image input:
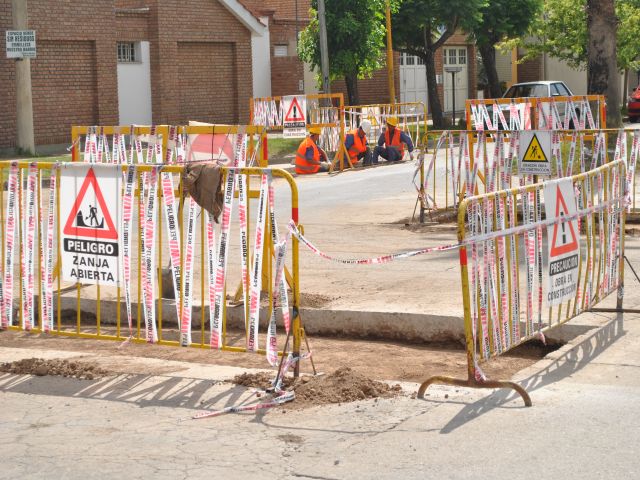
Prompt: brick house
<box><xmin>1</xmin><ymin>0</ymin><xmax>477</xmax><ymax>151</ymax></box>
<box><xmin>0</xmin><ymin>0</ymin><xmax>267</xmax><ymax>151</ymax></box>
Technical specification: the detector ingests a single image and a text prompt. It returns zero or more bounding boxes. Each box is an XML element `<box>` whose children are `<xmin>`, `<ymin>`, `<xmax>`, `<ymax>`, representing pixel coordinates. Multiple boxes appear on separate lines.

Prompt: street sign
<box><xmin>61</xmin><ymin>165</ymin><xmax>122</xmax><ymax>286</ymax></box>
<box><xmin>544</xmin><ymin>178</ymin><xmax>580</xmax><ymax>306</ymax></box>
<box><xmin>282</xmin><ymin>95</ymin><xmax>307</xmax><ymax>138</ymax></box>
<box><xmin>519</xmin><ymin>130</ymin><xmax>551</xmax><ymax>176</ymax></box>
<box><xmin>5</xmin><ymin>30</ymin><xmax>36</xmax><ymax>59</ymax></box>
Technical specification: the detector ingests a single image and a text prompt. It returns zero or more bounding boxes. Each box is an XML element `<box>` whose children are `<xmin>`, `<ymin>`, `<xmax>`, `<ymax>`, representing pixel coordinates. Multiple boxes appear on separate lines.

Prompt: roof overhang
<box><xmin>219</xmin><ymin>0</ymin><xmax>267</xmax><ymax>35</ymax></box>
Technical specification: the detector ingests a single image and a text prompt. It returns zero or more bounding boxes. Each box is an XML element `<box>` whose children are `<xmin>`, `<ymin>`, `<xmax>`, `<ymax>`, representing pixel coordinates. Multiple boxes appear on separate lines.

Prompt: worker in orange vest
<box><xmin>372</xmin><ymin>116</ymin><xmax>414</xmax><ymax>164</ymax></box>
<box><xmin>295</xmin><ymin>126</ymin><xmax>330</xmax><ymax>174</ymax></box>
<box><xmin>344</xmin><ymin>119</ymin><xmax>372</xmax><ymax>166</ymax></box>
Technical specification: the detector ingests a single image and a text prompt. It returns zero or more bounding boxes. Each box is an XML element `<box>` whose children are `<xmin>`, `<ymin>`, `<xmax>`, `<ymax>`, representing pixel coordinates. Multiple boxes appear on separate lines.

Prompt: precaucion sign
<box><xmin>282</xmin><ymin>95</ymin><xmax>307</xmax><ymax>138</ymax></box>
<box><xmin>519</xmin><ymin>130</ymin><xmax>551</xmax><ymax>176</ymax></box>
<box><xmin>544</xmin><ymin>178</ymin><xmax>580</xmax><ymax>306</ymax></box>
<box><xmin>61</xmin><ymin>164</ymin><xmax>122</xmax><ymax>286</ymax></box>
<box><xmin>5</xmin><ymin>30</ymin><xmax>36</xmax><ymax>59</ymax></box>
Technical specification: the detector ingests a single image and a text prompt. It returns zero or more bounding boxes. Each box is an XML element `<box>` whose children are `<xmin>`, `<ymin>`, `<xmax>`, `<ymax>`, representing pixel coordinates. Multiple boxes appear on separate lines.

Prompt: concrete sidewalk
<box><xmin>0</xmin><ymin>295</ymin><xmax>639</xmax><ymax>479</ymax></box>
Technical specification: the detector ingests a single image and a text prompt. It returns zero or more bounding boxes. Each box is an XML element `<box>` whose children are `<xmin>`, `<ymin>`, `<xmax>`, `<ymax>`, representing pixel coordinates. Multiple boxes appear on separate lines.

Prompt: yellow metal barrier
<box><xmin>1</xmin><ymin>158</ymin><xmax>305</xmax><ymax>372</ymax></box>
<box><xmin>250</xmin><ymin>94</ymin><xmax>348</xmax><ymax>170</ymax></box>
<box><xmin>71</xmin><ymin>124</ymin><xmax>269</xmax><ymax>167</ymax></box>
<box><xmin>418</xmin><ymin>160</ymin><xmax>627</xmax><ymax>404</ymax></box>
<box><xmin>465</xmin><ymin>95</ymin><xmax>607</xmax><ymax>132</ymax></box>
<box><xmin>414</xmin><ymin>128</ymin><xmax>640</xmax><ymax>222</ymax></box>
<box><xmin>344</xmin><ymin>101</ymin><xmax>429</xmax><ymax>150</ymax></box>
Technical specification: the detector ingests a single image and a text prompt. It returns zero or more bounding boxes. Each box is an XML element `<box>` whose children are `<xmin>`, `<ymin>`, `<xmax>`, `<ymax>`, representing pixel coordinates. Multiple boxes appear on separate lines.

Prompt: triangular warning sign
<box><xmin>523</xmin><ymin>134</ymin><xmax>547</xmax><ymax>162</ymax></box>
<box><xmin>550</xmin><ymin>185</ymin><xmax>578</xmax><ymax>256</ymax></box>
<box><xmin>284</xmin><ymin>97</ymin><xmax>305</xmax><ymax>122</ymax></box>
<box><xmin>63</xmin><ymin>168</ymin><xmax>118</xmax><ymax>240</ymax></box>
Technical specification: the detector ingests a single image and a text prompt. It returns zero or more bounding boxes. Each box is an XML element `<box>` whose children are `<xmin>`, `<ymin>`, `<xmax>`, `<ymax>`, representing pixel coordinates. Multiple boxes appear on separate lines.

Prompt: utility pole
<box><xmin>385</xmin><ymin>0</ymin><xmax>395</xmax><ymax>104</ymax></box>
<box><xmin>11</xmin><ymin>0</ymin><xmax>35</xmax><ymax>154</ymax></box>
<box><xmin>317</xmin><ymin>0</ymin><xmax>330</xmax><ymax>94</ymax></box>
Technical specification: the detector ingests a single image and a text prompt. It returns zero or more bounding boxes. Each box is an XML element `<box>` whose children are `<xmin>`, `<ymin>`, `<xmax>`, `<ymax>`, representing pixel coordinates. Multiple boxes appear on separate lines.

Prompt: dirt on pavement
<box><xmin>232</xmin><ymin>366</ymin><xmax>403</xmax><ymax>409</ymax></box>
<box><xmin>0</xmin><ymin>329</ymin><xmax>556</xmax><ymax>385</ymax></box>
<box><xmin>0</xmin><ymin>357</ymin><xmax>109</xmax><ymax>380</ymax></box>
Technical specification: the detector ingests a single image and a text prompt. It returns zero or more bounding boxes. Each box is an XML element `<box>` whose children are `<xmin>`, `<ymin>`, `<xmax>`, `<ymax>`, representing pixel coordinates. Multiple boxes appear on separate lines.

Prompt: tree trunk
<box><xmin>424</xmin><ymin>49</ymin><xmax>445</xmax><ymax>128</ymax></box>
<box><xmin>478</xmin><ymin>44</ymin><xmax>502</xmax><ymax>99</ymax></box>
<box><xmin>586</xmin><ymin>0</ymin><xmax>621</xmax><ymax>126</ymax></box>
<box><xmin>345</xmin><ymin>73</ymin><xmax>360</xmax><ymax>106</ymax></box>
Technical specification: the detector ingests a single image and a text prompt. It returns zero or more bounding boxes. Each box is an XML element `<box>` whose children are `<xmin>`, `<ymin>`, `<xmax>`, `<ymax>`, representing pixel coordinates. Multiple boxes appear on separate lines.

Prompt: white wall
<box><xmin>544</xmin><ymin>57</ymin><xmax>588</xmax><ymax>95</ymax></box>
<box><xmin>117</xmin><ymin>41</ymin><xmax>152</xmax><ymax>125</ymax></box>
<box><xmin>251</xmin><ymin>16</ymin><xmax>271</xmax><ymax>98</ymax></box>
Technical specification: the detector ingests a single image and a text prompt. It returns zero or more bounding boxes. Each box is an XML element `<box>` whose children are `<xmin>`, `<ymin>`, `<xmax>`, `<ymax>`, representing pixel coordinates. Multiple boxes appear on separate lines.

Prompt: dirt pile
<box><xmin>0</xmin><ymin>358</ymin><xmax>109</xmax><ymax>380</ymax></box>
<box><xmin>233</xmin><ymin>366</ymin><xmax>402</xmax><ymax>409</ymax></box>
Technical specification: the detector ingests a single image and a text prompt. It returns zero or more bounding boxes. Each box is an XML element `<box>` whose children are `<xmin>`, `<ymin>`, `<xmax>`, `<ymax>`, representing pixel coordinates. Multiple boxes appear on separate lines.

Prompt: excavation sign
<box><xmin>60</xmin><ymin>164</ymin><xmax>122</xmax><ymax>286</ymax></box>
<box><xmin>544</xmin><ymin>178</ymin><xmax>580</xmax><ymax>306</ymax></box>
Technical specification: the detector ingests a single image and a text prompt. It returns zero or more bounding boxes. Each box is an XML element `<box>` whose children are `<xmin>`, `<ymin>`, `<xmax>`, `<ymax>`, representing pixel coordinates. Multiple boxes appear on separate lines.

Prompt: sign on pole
<box><xmin>282</xmin><ymin>95</ymin><xmax>307</xmax><ymax>138</ymax></box>
<box><xmin>60</xmin><ymin>164</ymin><xmax>122</xmax><ymax>286</ymax></box>
<box><xmin>5</xmin><ymin>30</ymin><xmax>36</xmax><ymax>59</ymax></box>
<box><xmin>519</xmin><ymin>130</ymin><xmax>551</xmax><ymax>176</ymax></box>
<box><xmin>544</xmin><ymin>178</ymin><xmax>580</xmax><ymax>306</ymax></box>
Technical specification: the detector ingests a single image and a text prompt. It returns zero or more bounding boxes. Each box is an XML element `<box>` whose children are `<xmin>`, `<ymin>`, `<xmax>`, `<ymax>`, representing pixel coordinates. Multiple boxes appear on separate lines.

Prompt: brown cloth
<box><xmin>183</xmin><ymin>163</ymin><xmax>224</xmax><ymax>222</ymax></box>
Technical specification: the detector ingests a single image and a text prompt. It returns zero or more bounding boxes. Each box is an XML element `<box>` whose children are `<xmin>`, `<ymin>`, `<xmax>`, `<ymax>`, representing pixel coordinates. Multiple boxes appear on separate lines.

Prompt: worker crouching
<box><xmin>345</xmin><ymin>119</ymin><xmax>372</xmax><ymax>166</ymax></box>
<box><xmin>295</xmin><ymin>126</ymin><xmax>331</xmax><ymax>174</ymax></box>
<box><xmin>372</xmin><ymin>116</ymin><xmax>414</xmax><ymax>164</ymax></box>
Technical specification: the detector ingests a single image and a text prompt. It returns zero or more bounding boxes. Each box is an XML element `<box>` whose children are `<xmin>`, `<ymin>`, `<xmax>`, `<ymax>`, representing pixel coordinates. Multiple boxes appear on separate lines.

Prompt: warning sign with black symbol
<box><xmin>282</xmin><ymin>95</ymin><xmax>307</xmax><ymax>139</ymax></box>
<box><xmin>519</xmin><ymin>130</ymin><xmax>552</xmax><ymax>176</ymax></box>
<box><xmin>544</xmin><ymin>178</ymin><xmax>580</xmax><ymax>306</ymax></box>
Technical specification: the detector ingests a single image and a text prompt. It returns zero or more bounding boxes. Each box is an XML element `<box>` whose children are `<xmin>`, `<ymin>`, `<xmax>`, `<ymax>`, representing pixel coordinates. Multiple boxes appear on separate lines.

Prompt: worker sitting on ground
<box><xmin>344</xmin><ymin>119</ymin><xmax>372</xmax><ymax>167</ymax></box>
<box><xmin>372</xmin><ymin>116</ymin><xmax>414</xmax><ymax>164</ymax></box>
<box><xmin>295</xmin><ymin>126</ymin><xmax>330</xmax><ymax>174</ymax></box>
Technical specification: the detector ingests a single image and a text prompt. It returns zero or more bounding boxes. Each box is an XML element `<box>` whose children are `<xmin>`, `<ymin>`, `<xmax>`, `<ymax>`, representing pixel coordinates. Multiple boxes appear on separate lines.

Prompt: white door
<box><xmin>400</xmin><ymin>53</ymin><xmax>428</xmax><ymax>106</ymax></box>
<box><xmin>117</xmin><ymin>41</ymin><xmax>152</xmax><ymax>125</ymax></box>
<box><xmin>443</xmin><ymin>47</ymin><xmax>469</xmax><ymax>115</ymax></box>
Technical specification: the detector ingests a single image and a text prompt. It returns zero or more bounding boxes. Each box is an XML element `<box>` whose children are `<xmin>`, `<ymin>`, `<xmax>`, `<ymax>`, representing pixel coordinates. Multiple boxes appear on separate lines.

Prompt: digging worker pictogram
<box><xmin>295</xmin><ymin>126</ymin><xmax>330</xmax><ymax>174</ymax></box>
<box><xmin>372</xmin><ymin>116</ymin><xmax>414</xmax><ymax>164</ymax></box>
<box><xmin>345</xmin><ymin>119</ymin><xmax>372</xmax><ymax>166</ymax></box>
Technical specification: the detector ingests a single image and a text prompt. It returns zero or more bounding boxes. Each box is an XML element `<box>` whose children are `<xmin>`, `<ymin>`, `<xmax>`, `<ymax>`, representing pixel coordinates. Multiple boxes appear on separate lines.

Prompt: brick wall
<box><xmin>241</xmin><ymin>0</ymin><xmax>310</xmax><ymax>20</ymax></box>
<box><xmin>0</xmin><ymin>0</ymin><xmax>255</xmax><ymax>149</ymax></box>
<box><xmin>177</xmin><ymin>42</ymin><xmax>238</xmax><ymax>123</ymax></box>
<box><xmin>0</xmin><ymin>0</ymin><xmax>118</xmax><ymax>149</ymax></box>
<box><xmin>31</xmin><ymin>41</ymin><xmax>98</xmax><ymax>145</ymax></box>
<box><xmin>518</xmin><ymin>56</ymin><xmax>543</xmax><ymax>83</ymax></box>
<box><xmin>150</xmin><ymin>0</ymin><xmax>252</xmax><ymax>124</ymax></box>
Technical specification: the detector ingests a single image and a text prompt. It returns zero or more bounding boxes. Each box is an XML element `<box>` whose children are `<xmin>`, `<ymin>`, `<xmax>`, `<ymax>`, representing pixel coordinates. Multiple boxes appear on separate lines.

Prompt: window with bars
<box><xmin>274</xmin><ymin>45</ymin><xmax>288</xmax><ymax>57</ymax></box>
<box><xmin>117</xmin><ymin>42</ymin><xmax>138</xmax><ymax>63</ymax></box>
<box><xmin>448</xmin><ymin>50</ymin><xmax>457</xmax><ymax>65</ymax></box>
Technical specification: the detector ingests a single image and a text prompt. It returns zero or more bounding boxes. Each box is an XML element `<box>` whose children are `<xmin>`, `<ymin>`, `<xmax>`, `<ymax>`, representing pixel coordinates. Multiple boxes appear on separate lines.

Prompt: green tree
<box><xmin>297</xmin><ymin>0</ymin><xmax>389</xmax><ymax>105</ymax></box>
<box><xmin>510</xmin><ymin>0</ymin><xmax>640</xmax><ymax>125</ymax></box>
<box><xmin>472</xmin><ymin>0</ymin><xmax>542</xmax><ymax>98</ymax></box>
<box><xmin>392</xmin><ymin>0</ymin><xmax>486</xmax><ymax>128</ymax></box>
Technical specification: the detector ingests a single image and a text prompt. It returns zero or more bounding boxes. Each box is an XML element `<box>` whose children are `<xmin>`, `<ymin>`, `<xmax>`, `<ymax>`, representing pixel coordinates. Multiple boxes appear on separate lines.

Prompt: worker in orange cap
<box><xmin>372</xmin><ymin>116</ymin><xmax>414</xmax><ymax>164</ymax></box>
<box><xmin>295</xmin><ymin>126</ymin><xmax>330</xmax><ymax>174</ymax></box>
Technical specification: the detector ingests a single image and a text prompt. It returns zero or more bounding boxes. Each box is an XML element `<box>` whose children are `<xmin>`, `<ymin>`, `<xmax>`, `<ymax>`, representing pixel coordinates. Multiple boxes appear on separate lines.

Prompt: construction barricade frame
<box><xmin>2</xmin><ymin>124</ymin><xmax>308</xmax><ymax>376</ymax></box>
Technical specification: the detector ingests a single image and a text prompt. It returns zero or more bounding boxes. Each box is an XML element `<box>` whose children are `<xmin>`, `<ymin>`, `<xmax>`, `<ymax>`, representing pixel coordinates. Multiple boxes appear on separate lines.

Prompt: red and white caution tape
<box><xmin>210</xmin><ymin>165</ymin><xmax>238</xmax><ymax>349</ymax></box>
<box><xmin>180</xmin><ymin>197</ymin><xmax>198</xmax><ymax>346</ymax></box>
<box><xmin>247</xmin><ymin>174</ymin><xmax>270</xmax><ymax>353</ymax></box>
<box><xmin>121</xmin><ymin>165</ymin><xmax>136</xmax><ymax>337</ymax></box>
<box><xmin>141</xmin><ymin>166</ymin><xmax>159</xmax><ymax>343</ymax></box>
<box><xmin>21</xmin><ymin>164</ymin><xmax>37</xmax><ymax>330</ymax></box>
<box><xmin>41</xmin><ymin>165</ymin><xmax>58</xmax><ymax>332</ymax></box>
<box><xmin>2</xmin><ymin>163</ymin><xmax>18</xmax><ymax>328</ymax></box>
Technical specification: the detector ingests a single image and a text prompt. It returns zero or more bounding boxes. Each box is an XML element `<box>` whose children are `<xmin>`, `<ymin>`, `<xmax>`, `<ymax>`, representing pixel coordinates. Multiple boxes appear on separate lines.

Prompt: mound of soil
<box><xmin>233</xmin><ymin>366</ymin><xmax>402</xmax><ymax>409</ymax></box>
<box><xmin>0</xmin><ymin>358</ymin><xmax>109</xmax><ymax>380</ymax></box>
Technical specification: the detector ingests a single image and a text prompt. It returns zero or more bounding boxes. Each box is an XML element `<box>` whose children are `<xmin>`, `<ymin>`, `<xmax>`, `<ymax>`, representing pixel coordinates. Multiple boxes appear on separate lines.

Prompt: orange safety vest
<box><xmin>295</xmin><ymin>137</ymin><xmax>321</xmax><ymax>174</ymax></box>
<box><xmin>384</xmin><ymin>128</ymin><xmax>405</xmax><ymax>156</ymax></box>
<box><xmin>347</xmin><ymin>129</ymin><xmax>367</xmax><ymax>161</ymax></box>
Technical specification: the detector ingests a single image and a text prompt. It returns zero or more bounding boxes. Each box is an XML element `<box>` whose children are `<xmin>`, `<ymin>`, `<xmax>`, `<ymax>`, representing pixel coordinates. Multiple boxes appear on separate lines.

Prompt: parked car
<box><xmin>628</xmin><ymin>85</ymin><xmax>640</xmax><ymax>123</ymax></box>
<box><xmin>477</xmin><ymin>81</ymin><xmax>577</xmax><ymax>129</ymax></box>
